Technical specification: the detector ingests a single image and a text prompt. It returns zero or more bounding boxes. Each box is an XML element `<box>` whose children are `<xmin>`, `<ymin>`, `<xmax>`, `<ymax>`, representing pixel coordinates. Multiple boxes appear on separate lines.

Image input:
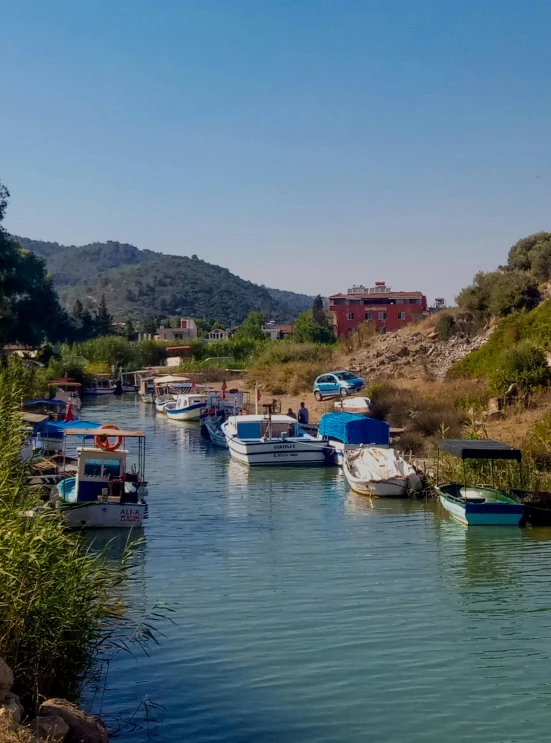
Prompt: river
<box><xmin>83</xmin><ymin>397</ymin><xmax>551</xmax><ymax>742</ymax></box>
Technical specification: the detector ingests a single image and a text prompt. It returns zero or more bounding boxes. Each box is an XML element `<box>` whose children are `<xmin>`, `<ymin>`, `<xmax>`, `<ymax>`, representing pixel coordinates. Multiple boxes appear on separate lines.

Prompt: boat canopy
<box><xmin>153</xmin><ymin>375</ymin><xmax>191</xmax><ymax>384</ymax></box>
<box><xmin>45</xmin><ymin>419</ymin><xmax>101</xmax><ymax>435</ymax></box>
<box><xmin>318</xmin><ymin>413</ymin><xmax>390</xmax><ymax>445</ymax></box>
<box><xmin>63</xmin><ymin>427</ymin><xmax>145</xmax><ymax>437</ymax></box>
<box><xmin>438</xmin><ymin>438</ymin><xmax>522</xmax><ymax>461</ymax></box>
<box><xmin>23</xmin><ymin>398</ymin><xmax>67</xmax><ymax>407</ymax></box>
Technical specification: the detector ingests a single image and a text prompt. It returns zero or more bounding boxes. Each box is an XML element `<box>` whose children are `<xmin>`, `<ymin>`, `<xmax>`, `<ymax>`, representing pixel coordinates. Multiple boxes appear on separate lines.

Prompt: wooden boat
<box><xmin>343</xmin><ymin>446</ymin><xmax>422</xmax><ymax>497</ymax></box>
<box><xmin>317</xmin><ymin>412</ymin><xmax>390</xmax><ymax>466</ymax></box>
<box><xmin>205</xmin><ymin>415</ymin><xmax>227</xmax><ymax>447</ymax></box>
<box><xmin>222</xmin><ymin>409</ymin><xmax>329</xmax><ymax>467</ymax></box>
<box><xmin>333</xmin><ymin>397</ymin><xmax>373</xmax><ymax>416</ymax></box>
<box><xmin>436</xmin><ymin>438</ymin><xmax>524</xmax><ymax>526</ymax></box>
<box><xmin>165</xmin><ymin>393</ymin><xmax>208</xmax><ymax>421</ymax></box>
<box><xmin>52</xmin><ymin>426</ymin><xmax>148</xmax><ymax>528</ymax></box>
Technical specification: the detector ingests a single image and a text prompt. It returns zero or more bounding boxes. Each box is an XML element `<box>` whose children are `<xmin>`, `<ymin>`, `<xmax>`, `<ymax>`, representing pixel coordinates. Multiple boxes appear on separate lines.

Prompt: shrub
<box><xmin>393</xmin><ymin>430</ymin><xmax>429</xmax><ymax>456</ymax></box>
<box><xmin>490</xmin><ymin>340</ymin><xmax>551</xmax><ymax>394</ymax></box>
<box><xmin>434</xmin><ymin>313</ymin><xmax>457</xmax><ymax>340</ymax></box>
<box><xmin>409</xmin><ymin>404</ymin><xmax>466</xmax><ymax>438</ymax></box>
<box><xmin>457</xmin><ymin>269</ymin><xmax>540</xmax><ymax>318</ymax></box>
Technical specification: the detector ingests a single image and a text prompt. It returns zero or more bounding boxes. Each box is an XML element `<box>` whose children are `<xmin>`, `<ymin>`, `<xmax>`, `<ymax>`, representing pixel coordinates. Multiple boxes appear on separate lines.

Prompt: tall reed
<box><xmin>0</xmin><ymin>360</ymin><xmax>130</xmax><ymax>710</ymax></box>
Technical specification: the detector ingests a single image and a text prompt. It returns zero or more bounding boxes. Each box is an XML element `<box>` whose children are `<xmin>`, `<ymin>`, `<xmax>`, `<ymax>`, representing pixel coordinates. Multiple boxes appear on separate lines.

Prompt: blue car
<box><xmin>313</xmin><ymin>371</ymin><xmax>364</xmax><ymax>401</ymax></box>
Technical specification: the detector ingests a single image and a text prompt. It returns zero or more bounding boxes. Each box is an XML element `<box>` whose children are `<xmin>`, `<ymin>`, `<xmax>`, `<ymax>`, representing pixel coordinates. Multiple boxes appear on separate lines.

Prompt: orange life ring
<box><xmin>94</xmin><ymin>424</ymin><xmax>123</xmax><ymax>451</ymax></box>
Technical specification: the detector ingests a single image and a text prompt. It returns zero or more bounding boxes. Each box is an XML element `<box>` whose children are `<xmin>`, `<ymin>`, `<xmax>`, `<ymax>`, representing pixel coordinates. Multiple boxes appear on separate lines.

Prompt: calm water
<box><xmin>83</xmin><ymin>397</ymin><xmax>551</xmax><ymax>742</ymax></box>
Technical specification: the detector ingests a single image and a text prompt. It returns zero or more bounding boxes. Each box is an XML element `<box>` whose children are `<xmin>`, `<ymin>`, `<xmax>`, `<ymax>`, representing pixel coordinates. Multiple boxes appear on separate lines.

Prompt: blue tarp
<box><xmin>318</xmin><ymin>413</ymin><xmax>390</xmax><ymax>445</ymax></box>
<box><xmin>42</xmin><ymin>419</ymin><xmax>101</xmax><ymax>437</ymax></box>
<box><xmin>23</xmin><ymin>399</ymin><xmax>67</xmax><ymax>407</ymax></box>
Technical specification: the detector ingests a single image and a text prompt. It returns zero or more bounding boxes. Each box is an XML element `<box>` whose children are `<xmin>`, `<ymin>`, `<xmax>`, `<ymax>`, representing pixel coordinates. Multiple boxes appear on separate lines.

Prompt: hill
<box><xmin>15</xmin><ymin>237</ymin><xmax>313</xmax><ymax>326</ymax></box>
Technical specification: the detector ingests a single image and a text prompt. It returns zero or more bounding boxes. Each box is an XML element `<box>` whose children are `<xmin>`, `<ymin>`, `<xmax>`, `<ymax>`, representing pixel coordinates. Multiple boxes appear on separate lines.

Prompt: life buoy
<box><xmin>94</xmin><ymin>424</ymin><xmax>123</xmax><ymax>451</ymax></box>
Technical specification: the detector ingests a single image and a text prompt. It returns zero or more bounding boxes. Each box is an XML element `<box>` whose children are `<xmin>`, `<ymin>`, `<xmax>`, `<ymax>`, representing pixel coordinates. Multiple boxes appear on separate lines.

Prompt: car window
<box><xmin>327</xmin><ymin>375</ymin><xmax>337</xmax><ymax>383</ymax></box>
<box><xmin>335</xmin><ymin>371</ymin><xmax>356</xmax><ymax>381</ymax></box>
<box><xmin>317</xmin><ymin>375</ymin><xmax>328</xmax><ymax>383</ymax></box>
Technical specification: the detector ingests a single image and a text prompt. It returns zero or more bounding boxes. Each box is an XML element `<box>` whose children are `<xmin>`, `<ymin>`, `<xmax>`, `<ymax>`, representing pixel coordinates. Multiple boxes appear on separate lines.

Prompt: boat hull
<box><xmin>165</xmin><ymin>402</ymin><xmax>204</xmax><ymax>421</ymax></box>
<box><xmin>227</xmin><ymin>438</ymin><xmax>328</xmax><ymax>467</ymax></box>
<box><xmin>346</xmin><ymin>473</ymin><xmax>412</xmax><ymax>497</ymax></box>
<box><xmin>140</xmin><ymin>393</ymin><xmax>155</xmax><ymax>404</ymax></box>
<box><xmin>205</xmin><ymin>419</ymin><xmax>227</xmax><ymax>448</ymax></box>
<box><xmin>82</xmin><ymin>388</ymin><xmax>115</xmax><ymax>396</ymax></box>
<box><xmin>61</xmin><ymin>501</ymin><xmax>147</xmax><ymax>528</ymax></box>
<box><xmin>439</xmin><ymin>493</ymin><xmax>523</xmax><ymax>526</ymax></box>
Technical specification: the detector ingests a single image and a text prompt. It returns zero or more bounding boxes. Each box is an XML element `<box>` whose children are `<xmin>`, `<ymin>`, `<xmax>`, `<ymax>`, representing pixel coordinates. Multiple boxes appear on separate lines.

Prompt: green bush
<box><xmin>457</xmin><ymin>269</ymin><xmax>540</xmax><ymax>318</ymax></box>
<box><xmin>252</xmin><ymin>341</ymin><xmax>334</xmax><ymax>367</ymax></box>
<box><xmin>490</xmin><ymin>340</ymin><xmax>551</xmax><ymax>393</ymax></box>
<box><xmin>434</xmin><ymin>313</ymin><xmax>457</xmax><ymax>340</ymax></box>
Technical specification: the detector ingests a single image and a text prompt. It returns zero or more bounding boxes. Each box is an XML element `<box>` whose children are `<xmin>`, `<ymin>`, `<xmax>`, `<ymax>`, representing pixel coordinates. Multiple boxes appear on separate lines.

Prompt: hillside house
<box><xmin>204</xmin><ymin>329</ymin><xmax>229</xmax><ymax>343</ymax></box>
<box><xmin>329</xmin><ymin>282</ymin><xmax>427</xmax><ymax>336</ymax></box>
<box><xmin>156</xmin><ymin>318</ymin><xmax>198</xmax><ymax>342</ymax></box>
<box><xmin>165</xmin><ymin>346</ymin><xmax>192</xmax><ymax>367</ymax></box>
<box><xmin>263</xmin><ymin>321</ymin><xmax>294</xmax><ymax>340</ymax></box>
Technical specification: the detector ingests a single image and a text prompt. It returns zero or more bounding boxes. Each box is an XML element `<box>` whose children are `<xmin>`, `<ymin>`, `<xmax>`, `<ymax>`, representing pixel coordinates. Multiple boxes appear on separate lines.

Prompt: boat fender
<box><xmin>94</xmin><ymin>424</ymin><xmax>123</xmax><ymax>452</ymax></box>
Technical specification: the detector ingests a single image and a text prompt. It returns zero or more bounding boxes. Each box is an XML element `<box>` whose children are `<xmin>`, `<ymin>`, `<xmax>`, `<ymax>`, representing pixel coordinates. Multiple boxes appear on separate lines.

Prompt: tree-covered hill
<box><xmin>15</xmin><ymin>237</ymin><xmax>313</xmax><ymax>326</ymax></box>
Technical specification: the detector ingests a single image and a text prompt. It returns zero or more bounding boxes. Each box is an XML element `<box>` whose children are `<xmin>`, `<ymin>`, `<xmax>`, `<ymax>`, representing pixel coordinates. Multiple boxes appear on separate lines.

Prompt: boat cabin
<box><xmin>225</xmin><ymin>414</ymin><xmax>309</xmax><ymax>441</ymax></box>
<box><xmin>173</xmin><ymin>393</ymin><xmax>208</xmax><ymax>409</ymax></box>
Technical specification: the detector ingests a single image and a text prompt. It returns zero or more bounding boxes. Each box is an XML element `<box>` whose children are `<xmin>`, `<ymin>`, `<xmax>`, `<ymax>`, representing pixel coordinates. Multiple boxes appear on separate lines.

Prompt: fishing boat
<box><xmin>199</xmin><ymin>389</ymin><xmax>244</xmax><ymax>427</ymax></box>
<box><xmin>153</xmin><ymin>376</ymin><xmax>194</xmax><ymax>412</ymax></box>
<box><xmin>436</xmin><ymin>438</ymin><xmax>524</xmax><ymax>526</ymax></box>
<box><xmin>137</xmin><ymin>373</ymin><xmax>155</xmax><ymax>403</ymax></box>
<box><xmin>82</xmin><ymin>375</ymin><xmax>117</xmax><ymax>396</ymax></box>
<box><xmin>165</xmin><ymin>393</ymin><xmax>209</xmax><ymax>421</ymax></box>
<box><xmin>333</xmin><ymin>396</ymin><xmax>373</xmax><ymax>416</ymax></box>
<box><xmin>49</xmin><ymin>379</ymin><xmax>83</xmax><ymax>411</ymax></box>
<box><xmin>343</xmin><ymin>446</ymin><xmax>423</xmax><ymax>497</ymax></box>
<box><xmin>21</xmin><ymin>399</ymin><xmax>100</xmax><ymax>453</ymax></box>
<box><xmin>317</xmin><ymin>412</ymin><xmax>390</xmax><ymax>466</ymax></box>
<box><xmin>222</xmin><ymin>407</ymin><xmax>329</xmax><ymax>467</ymax></box>
<box><xmin>204</xmin><ymin>415</ymin><xmax>227</xmax><ymax>447</ymax></box>
<box><xmin>52</xmin><ymin>425</ymin><xmax>149</xmax><ymax>528</ymax></box>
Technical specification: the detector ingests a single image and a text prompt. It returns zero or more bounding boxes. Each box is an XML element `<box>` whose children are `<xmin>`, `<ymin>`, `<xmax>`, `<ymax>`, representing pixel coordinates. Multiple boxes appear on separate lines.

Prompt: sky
<box><xmin>2</xmin><ymin>0</ymin><xmax>550</xmax><ymax>303</ymax></box>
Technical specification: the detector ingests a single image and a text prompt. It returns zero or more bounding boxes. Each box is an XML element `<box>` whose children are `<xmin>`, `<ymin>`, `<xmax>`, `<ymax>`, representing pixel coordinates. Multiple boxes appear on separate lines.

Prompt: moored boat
<box><xmin>333</xmin><ymin>396</ymin><xmax>373</xmax><ymax>416</ymax></box>
<box><xmin>318</xmin><ymin>412</ymin><xmax>390</xmax><ymax>466</ymax></box>
<box><xmin>51</xmin><ymin>425</ymin><xmax>149</xmax><ymax>528</ymax></box>
<box><xmin>165</xmin><ymin>393</ymin><xmax>209</xmax><ymax>421</ymax></box>
<box><xmin>82</xmin><ymin>375</ymin><xmax>117</xmax><ymax>396</ymax></box>
<box><xmin>205</xmin><ymin>415</ymin><xmax>227</xmax><ymax>447</ymax></box>
<box><xmin>436</xmin><ymin>438</ymin><xmax>524</xmax><ymax>526</ymax></box>
<box><xmin>343</xmin><ymin>446</ymin><xmax>423</xmax><ymax>497</ymax></box>
<box><xmin>153</xmin><ymin>376</ymin><xmax>194</xmax><ymax>412</ymax></box>
<box><xmin>222</xmin><ymin>410</ymin><xmax>329</xmax><ymax>467</ymax></box>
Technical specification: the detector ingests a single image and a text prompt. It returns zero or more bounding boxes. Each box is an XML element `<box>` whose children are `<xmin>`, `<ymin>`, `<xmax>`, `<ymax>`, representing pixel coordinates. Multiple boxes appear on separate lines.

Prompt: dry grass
<box><xmin>0</xmin><ymin>719</ymin><xmax>35</xmax><ymax>743</ymax></box>
<box><xmin>250</xmin><ymin>361</ymin><xmax>326</xmax><ymax>396</ymax></box>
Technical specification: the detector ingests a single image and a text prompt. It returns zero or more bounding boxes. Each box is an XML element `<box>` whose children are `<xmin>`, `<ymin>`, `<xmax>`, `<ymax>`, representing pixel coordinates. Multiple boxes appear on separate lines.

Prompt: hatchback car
<box><xmin>313</xmin><ymin>371</ymin><xmax>365</xmax><ymax>401</ymax></box>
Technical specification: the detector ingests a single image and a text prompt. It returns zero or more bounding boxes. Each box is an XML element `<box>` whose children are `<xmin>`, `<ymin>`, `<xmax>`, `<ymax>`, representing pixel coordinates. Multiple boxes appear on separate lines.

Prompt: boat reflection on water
<box><xmin>344</xmin><ymin>490</ymin><xmax>428</xmax><ymax>518</ymax></box>
<box><xmin>226</xmin><ymin>459</ymin><xmax>338</xmax><ymax>489</ymax></box>
<box><xmin>81</xmin><ymin>527</ymin><xmax>146</xmax><ymax>565</ymax></box>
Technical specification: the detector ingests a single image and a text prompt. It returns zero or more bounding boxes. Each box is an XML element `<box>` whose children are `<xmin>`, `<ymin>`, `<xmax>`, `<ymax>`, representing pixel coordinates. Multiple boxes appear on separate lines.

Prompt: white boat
<box><xmin>52</xmin><ymin>425</ymin><xmax>148</xmax><ymax>528</ymax></box>
<box><xmin>50</xmin><ymin>379</ymin><xmax>83</xmax><ymax>411</ymax></box>
<box><xmin>153</xmin><ymin>375</ymin><xmax>194</xmax><ymax>412</ymax></box>
<box><xmin>436</xmin><ymin>438</ymin><xmax>524</xmax><ymax>526</ymax></box>
<box><xmin>222</xmin><ymin>413</ymin><xmax>329</xmax><ymax>467</ymax></box>
<box><xmin>317</xmin><ymin>412</ymin><xmax>390</xmax><ymax>466</ymax></box>
<box><xmin>205</xmin><ymin>416</ymin><xmax>228</xmax><ymax>447</ymax></box>
<box><xmin>200</xmin><ymin>390</ymin><xmax>244</xmax><ymax>426</ymax></box>
<box><xmin>334</xmin><ymin>396</ymin><xmax>373</xmax><ymax>416</ymax></box>
<box><xmin>165</xmin><ymin>393</ymin><xmax>208</xmax><ymax>421</ymax></box>
<box><xmin>343</xmin><ymin>446</ymin><xmax>423</xmax><ymax>497</ymax></box>
<box><xmin>82</xmin><ymin>376</ymin><xmax>117</xmax><ymax>396</ymax></box>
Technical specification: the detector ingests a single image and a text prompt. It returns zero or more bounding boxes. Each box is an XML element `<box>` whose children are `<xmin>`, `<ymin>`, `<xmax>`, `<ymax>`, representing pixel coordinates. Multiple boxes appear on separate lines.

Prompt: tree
<box><xmin>124</xmin><ymin>316</ymin><xmax>136</xmax><ymax>341</ymax></box>
<box><xmin>0</xmin><ymin>180</ymin><xmax>71</xmax><ymax>346</ymax></box>
<box><xmin>71</xmin><ymin>299</ymin><xmax>84</xmax><ymax>326</ymax></box>
<box><xmin>507</xmin><ymin>232</ymin><xmax>551</xmax><ymax>280</ymax></box>
<box><xmin>292</xmin><ymin>311</ymin><xmax>316</xmax><ymax>343</ymax></box>
<box><xmin>95</xmin><ymin>294</ymin><xmax>113</xmax><ymax>336</ymax></box>
<box><xmin>312</xmin><ymin>295</ymin><xmax>326</xmax><ymax>326</ymax></box>
<box><xmin>235</xmin><ymin>311</ymin><xmax>266</xmax><ymax>341</ymax></box>
<box><xmin>457</xmin><ymin>270</ymin><xmax>540</xmax><ymax>318</ymax></box>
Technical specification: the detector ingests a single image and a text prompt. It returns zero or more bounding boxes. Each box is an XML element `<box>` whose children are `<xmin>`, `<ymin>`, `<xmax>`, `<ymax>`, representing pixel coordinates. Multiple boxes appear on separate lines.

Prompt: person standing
<box><xmin>297</xmin><ymin>402</ymin><xmax>309</xmax><ymax>424</ymax></box>
<box><xmin>287</xmin><ymin>408</ymin><xmax>297</xmax><ymax>419</ymax></box>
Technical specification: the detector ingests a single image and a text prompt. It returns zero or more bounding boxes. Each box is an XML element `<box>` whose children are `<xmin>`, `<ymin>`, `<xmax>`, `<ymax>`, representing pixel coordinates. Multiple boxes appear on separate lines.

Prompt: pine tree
<box><xmin>124</xmin><ymin>316</ymin><xmax>136</xmax><ymax>341</ymax></box>
<box><xmin>71</xmin><ymin>299</ymin><xmax>84</xmax><ymax>326</ymax></box>
<box><xmin>312</xmin><ymin>295</ymin><xmax>326</xmax><ymax>326</ymax></box>
<box><xmin>95</xmin><ymin>294</ymin><xmax>113</xmax><ymax>337</ymax></box>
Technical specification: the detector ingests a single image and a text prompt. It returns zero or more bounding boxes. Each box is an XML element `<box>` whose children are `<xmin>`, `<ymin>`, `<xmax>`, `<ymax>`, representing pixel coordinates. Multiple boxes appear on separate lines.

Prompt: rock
<box><xmin>397</xmin><ymin>346</ymin><xmax>409</xmax><ymax>358</ymax></box>
<box><xmin>0</xmin><ymin>693</ymin><xmax>24</xmax><ymax>724</ymax></box>
<box><xmin>31</xmin><ymin>715</ymin><xmax>70</xmax><ymax>742</ymax></box>
<box><xmin>386</xmin><ymin>354</ymin><xmax>398</xmax><ymax>362</ymax></box>
<box><xmin>0</xmin><ymin>658</ymin><xmax>14</xmax><ymax>702</ymax></box>
<box><xmin>483</xmin><ymin>409</ymin><xmax>504</xmax><ymax>421</ymax></box>
<box><xmin>39</xmin><ymin>700</ymin><xmax>108</xmax><ymax>743</ymax></box>
<box><xmin>428</xmin><ymin>331</ymin><xmax>438</xmax><ymax>340</ymax></box>
<box><xmin>487</xmin><ymin>397</ymin><xmax>501</xmax><ymax>413</ymax></box>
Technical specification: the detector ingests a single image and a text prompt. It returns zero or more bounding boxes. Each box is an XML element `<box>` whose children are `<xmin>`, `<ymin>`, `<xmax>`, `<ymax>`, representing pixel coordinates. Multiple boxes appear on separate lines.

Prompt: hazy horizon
<box><xmin>3</xmin><ymin>0</ymin><xmax>550</xmax><ymax>304</ymax></box>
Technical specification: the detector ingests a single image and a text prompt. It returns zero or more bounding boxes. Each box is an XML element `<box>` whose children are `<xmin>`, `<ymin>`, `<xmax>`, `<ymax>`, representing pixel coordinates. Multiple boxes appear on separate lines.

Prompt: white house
<box><xmin>204</xmin><ymin>329</ymin><xmax>229</xmax><ymax>343</ymax></box>
<box><xmin>156</xmin><ymin>318</ymin><xmax>198</xmax><ymax>342</ymax></box>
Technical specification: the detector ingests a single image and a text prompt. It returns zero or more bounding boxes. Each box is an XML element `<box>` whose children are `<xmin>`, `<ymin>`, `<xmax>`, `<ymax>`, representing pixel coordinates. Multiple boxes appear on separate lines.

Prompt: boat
<box><xmin>222</xmin><ymin>409</ymin><xmax>329</xmax><ymax>467</ymax></box>
<box><xmin>137</xmin><ymin>373</ymin><xmax>155</xmax><ymax>403</ymax></box>
<box><xmin>199</xmin><ymin>390</ymin><xmax>245</xmax><ymax>427</ymax></box>
<box><xmin>436</xmin><ymin>438</ymin><xmax>524</xmax><ymax>526</ymax></box>
<box><xmin>153</xmin><ymin>376</ymin><xmax>194</xmax><ymax>412</ymax></box>
<box><xmin>49</xmin><ymin>379</ymin><xmax>82</xmax><ymax>412</ymax></box>
<box><xmin>205</xmin><ymin>415</ymin><xmax>228</xmax><ymax>447</ymax></box>
<box><xmin>21</xmin><ymin>400</ymin><xmax>100</xmax><ymax>453</ymax></box>
<box><xmin>82</xmin><ymin>375</ymin><xmax>117</xmax><ymax>396</ymax></box>
<box><xmin>334</xmin><ymin>396</ymin><xmax>373</xmax><ymax>416</ymax></box>
<box><xmin>343</xmin><ymin>446</ymin><xmax>423</xmax><ymax>497</ymax></box>
<box><xmin>317</xmin><ymin>412</ymin><xmax>390</xmax><ymax>466</ymax></box>
<box><xmin>51</xmin><ymin>425</ymin><xmax>149</xmax><ymax>528</ymax></box>
<box><xmin>165</xmin><ymin>393</ymin><xmax>209</xmax><ymax>421</ymax></box>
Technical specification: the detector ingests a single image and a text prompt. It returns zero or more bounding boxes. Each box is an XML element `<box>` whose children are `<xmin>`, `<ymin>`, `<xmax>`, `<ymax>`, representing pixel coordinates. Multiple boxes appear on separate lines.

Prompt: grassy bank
<box><xmin>0</xmin><ymin>360</ymin><xmax>130</xmax><ymax>711</ymax></box>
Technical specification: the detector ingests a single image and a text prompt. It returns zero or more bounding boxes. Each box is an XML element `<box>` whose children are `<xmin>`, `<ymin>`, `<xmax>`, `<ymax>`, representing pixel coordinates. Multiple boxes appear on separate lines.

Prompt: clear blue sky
<box><xmin>2</xmin><ymin>0</ymin><xmax>550</xmax><ymax>303</ymax></box>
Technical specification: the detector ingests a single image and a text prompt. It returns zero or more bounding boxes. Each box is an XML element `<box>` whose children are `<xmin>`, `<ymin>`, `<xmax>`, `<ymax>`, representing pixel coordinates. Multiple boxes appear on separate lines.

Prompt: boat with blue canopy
<box><xmin>317</xmin><ymin>412</ymin><xmax>390</xmax><ymax>465</ymax></box>
<box><xmin>436</xmin><ymin>438</ymin><xmax>524</xmax><ymax>526</ymax></box>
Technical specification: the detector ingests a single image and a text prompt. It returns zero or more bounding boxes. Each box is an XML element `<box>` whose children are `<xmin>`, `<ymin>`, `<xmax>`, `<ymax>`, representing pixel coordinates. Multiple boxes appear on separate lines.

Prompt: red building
<box><xmin>329</xmin><ymin>282</ymin><xmax>427</xmax><ymax>337</ymax></box>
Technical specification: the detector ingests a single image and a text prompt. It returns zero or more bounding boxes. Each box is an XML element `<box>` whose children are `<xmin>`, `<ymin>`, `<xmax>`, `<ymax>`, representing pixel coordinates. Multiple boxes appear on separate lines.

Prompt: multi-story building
<box><xmin>329</xmin><ymin>282</ymin><xmax>427</xmax><ymax>337</ymax></box>
<box><xmin>156</xmin><ymin>318</ymin><xmax>198</xmax><ymax>342</ymax></box>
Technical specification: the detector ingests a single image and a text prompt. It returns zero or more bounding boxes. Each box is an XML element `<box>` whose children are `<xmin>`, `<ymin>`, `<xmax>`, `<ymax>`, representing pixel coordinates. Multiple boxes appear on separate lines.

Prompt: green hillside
<box><xmin>15</xmin><ymin>237</ymin><xmax>313</xmax><ymax>326</ymax></box>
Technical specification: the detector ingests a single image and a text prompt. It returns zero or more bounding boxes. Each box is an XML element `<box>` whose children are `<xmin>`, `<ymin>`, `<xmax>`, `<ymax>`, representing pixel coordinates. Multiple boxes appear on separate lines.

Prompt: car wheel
<box><xmin>314</xmin><ymin>391</ymin><xmax>322</xmax><ymax>402</ymax></box>
<box><xmin>340</xmin><ymin>387</ymin><xmax>349</xmax><ymax>397</ymax></box>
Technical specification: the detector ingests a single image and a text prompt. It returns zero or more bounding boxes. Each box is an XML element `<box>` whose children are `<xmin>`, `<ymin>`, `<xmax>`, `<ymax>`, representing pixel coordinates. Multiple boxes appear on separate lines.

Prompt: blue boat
<box><xmin>437</xmin><ymin>439</ymin><xmax>524</xmax><ymax>526</ymax></box>
<box><xmin>317</xmin><ymin>412</ymin><xmax>390</xmax><ymax>466</ymax></box>
<box><xmin>38</xmin><ymin>419</ymin><xmax>102</xmax><ymax>453</ymax></box>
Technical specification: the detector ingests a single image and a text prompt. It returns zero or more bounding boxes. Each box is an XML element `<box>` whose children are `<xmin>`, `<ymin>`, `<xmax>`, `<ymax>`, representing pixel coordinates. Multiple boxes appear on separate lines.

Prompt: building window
<box><xmin>409</xmin><ymin>298</ymin><xmax>419</xmax><ymax>304</ymax></box>
<box><xmin>348</xmin><ymin>327</ymin><xmax>356</xmax><ymax>335</ymax></box>
<box><xmin>346</xmin><ymin>312</ymin><xmax>355</xmax><ymax>320</ymax></box>
<box><xmin>364</xmin><ymin>312</ymin><xmax>372</xmax><ymax>321</ymax></box>
<box><xmin>378</xmin><ymin>312</ymin><xmax>386</xmax><ymax>321</ymax></box>
<box><xmin>398</xmin><ymin>312</ymin><xmax>406</xmax><ymax>320</ymax></box>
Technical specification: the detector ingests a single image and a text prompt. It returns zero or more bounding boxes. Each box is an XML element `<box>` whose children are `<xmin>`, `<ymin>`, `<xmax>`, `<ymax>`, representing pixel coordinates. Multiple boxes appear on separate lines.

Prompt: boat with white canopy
<box><xmin>343</xmin><ymin>446</ymin><xmax>423</xmax><ymax>497</ymax></box>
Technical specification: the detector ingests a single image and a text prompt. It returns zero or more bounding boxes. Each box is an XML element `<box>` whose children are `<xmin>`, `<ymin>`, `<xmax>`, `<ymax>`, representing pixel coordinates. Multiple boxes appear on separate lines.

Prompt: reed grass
<box><xmin>0</xmin><ymin>361</ymin><xmax>132</xmax><ymax>711</ymax></box>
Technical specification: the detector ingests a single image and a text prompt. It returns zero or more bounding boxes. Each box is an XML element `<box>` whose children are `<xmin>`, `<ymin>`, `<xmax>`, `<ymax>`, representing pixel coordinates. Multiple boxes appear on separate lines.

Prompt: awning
<box><xmin>438</xmin><ymin>438</ymin><xmax>522</xmax><ymax>461</ymax></box>
<box><xmin>318</xmin><ymin>413</ymin><xmax>390</xmax><ymax>445</ymax></box>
